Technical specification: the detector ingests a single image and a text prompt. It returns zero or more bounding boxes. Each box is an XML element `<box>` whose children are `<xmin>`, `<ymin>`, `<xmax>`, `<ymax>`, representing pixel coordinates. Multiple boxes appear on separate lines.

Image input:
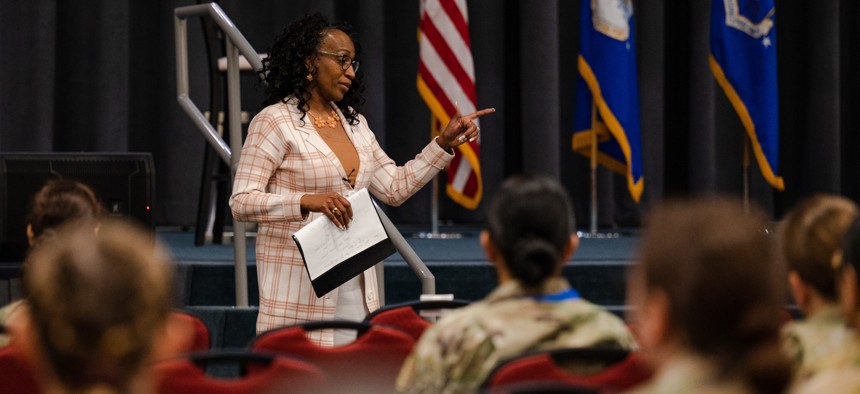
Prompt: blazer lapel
<box><xmin>290</xmin><ymin>101</ymin><xmax>345</xmax><ymax>176</ymax></box>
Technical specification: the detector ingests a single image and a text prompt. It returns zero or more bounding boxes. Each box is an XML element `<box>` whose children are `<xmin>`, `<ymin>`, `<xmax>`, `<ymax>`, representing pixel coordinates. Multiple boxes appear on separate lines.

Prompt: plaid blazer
<box><xmin>230</xmin><ymin>98</ymin><xmax>453</xmax><ymax>346</ymax></box>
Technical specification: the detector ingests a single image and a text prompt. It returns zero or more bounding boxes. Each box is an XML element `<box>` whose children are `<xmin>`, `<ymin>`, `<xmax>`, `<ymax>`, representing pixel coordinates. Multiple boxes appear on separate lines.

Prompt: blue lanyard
<box><xmin>530</xmin><ymin>288</ymin><xmax>581</xmax><ymax>303</ymax></box>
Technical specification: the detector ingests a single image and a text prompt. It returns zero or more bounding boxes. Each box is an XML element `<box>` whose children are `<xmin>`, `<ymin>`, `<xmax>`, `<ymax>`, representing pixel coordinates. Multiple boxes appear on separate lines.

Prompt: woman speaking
<box><xmin>230</xmin><ymin>13</ymin><xmax>493</xmax><ymax>346</ymax></box>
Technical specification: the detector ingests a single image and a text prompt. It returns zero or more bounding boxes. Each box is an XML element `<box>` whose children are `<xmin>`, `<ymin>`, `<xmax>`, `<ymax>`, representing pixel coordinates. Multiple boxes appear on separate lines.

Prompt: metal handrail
<box><xmin>175</xmin><ymin>3</ymin><xmax>262</xmax><ymax>166</ymax></box>
<box><xmin>174</xmin><ymin>2</ymin><xmax>261</xmax><ymax>307</ymax></box>
<box><xmin>375</xmin><ymin>204</ymin><xmax>436</xmax><ymax>300</ymax></box>
<box><xmin>173</xmin><ymin>3</ymin><xmax>436</xmax><ymax>307</ymax></box>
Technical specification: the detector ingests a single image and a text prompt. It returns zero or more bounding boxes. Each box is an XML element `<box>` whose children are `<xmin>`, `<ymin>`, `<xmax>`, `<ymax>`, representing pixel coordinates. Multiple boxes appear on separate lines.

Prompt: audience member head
<box><xmin>481</xmin><ymin>174</ymin><xmax>578</xmax><ymax>292</ymax></box>
<box><xmin>838</xmin><ymin>217</ymin><xmax>860</xmax><ymax>328</ymax></box>
<box><xmin>16</xmin><ymin>219</ymin><xmax>184</xmax><ymax>394</ymax></box>
<box><xmin>780</xmin><ymin>195</ymin><xmax>858</xmax><ymax>313</ymax></box>
<box><xmin>629</xmin><ymin>197</ymin><xmax>791</xmax><ymax>393</ymax></box>
<box><xmin>25</xmin><ymin>179</ymin><xmax>103</xmax><ymax>247</ymax></box>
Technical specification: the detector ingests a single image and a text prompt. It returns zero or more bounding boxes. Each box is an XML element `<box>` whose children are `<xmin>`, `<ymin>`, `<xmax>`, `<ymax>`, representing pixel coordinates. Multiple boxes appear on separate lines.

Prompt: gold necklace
<box><xmin>309</xmin><ymin>109</ymin><xmax>340</xmax><ymax>129</ymax></box>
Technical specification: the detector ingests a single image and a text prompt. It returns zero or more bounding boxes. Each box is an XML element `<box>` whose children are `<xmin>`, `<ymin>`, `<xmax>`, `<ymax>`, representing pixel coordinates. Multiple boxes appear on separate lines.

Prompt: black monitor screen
<box><xmin>0</xmin><ymin>153</ymin><xmax>155</xmax><ymax>262</ymax></box>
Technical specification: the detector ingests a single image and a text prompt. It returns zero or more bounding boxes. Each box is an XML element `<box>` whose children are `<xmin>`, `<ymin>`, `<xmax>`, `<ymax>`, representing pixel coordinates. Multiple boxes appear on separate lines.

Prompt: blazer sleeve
<box><xmin>365</xmin><ymin>123</ymin><xmax>454</xmax><ymax>206</ymax></box>
<box><xmin>229</xmin><ymin>109</ymin><xmax>305</xmax><ymax>223</ymax></box>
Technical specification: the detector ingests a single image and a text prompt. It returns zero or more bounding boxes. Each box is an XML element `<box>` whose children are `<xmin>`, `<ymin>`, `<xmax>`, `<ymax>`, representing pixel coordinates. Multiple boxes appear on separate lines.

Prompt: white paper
<box><xmin>293</xmin><ymin>188</ymin><xmax>388</xmax><ymax>280</ymax></box>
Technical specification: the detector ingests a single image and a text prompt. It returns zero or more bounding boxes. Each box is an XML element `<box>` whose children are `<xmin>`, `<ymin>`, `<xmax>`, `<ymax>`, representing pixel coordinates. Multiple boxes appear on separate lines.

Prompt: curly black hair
<box><xmin>261</xmin><ymin>13</ymin><xmax>365</xmax><ymax>125</ymax></box>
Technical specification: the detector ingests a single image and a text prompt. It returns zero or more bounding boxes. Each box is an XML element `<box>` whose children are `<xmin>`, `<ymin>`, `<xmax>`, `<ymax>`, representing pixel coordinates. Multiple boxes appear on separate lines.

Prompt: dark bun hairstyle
<box><xmin>485</xmin><ymin>174</ymin><xmax>575</xmax><ymax>291</ymax></box>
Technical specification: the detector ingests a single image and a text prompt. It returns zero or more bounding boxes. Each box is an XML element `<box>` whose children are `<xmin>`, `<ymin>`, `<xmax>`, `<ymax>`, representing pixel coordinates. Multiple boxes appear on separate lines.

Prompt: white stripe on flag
<box><xmin>451</xmin><ymin>153</ymin><xmax>471</xmax><ymax>191</ymax></box>
<box><xmin>419</xmin><ymin>34</ymin><xmax>475</xmax><ymax>115</ymax></box>
<box><xmin>454</xmin><ymin>0</ymin><xmax>469</xmax><ymax>23</ymax></box>
<box><xmin>425</xmin><ymin>6</ymin><xmax>475</xmax><ymax>81</ymax></box>
<box><xmin>420</xmin><ymin>0</ymin><xmax>481</xmax><ymax>207</ymax></box>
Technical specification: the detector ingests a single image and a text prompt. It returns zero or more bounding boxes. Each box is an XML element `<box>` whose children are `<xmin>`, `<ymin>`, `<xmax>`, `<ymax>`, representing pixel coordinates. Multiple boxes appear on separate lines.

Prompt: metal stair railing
<box><xmin>173</xmin><ymin>3</ymin><xmax>435</xmax><ymax>307</ymax></box>
<box><xmin>175</xmin><ymin>2</ymin><xmax>260</xmax><ymax>307</ymax></box>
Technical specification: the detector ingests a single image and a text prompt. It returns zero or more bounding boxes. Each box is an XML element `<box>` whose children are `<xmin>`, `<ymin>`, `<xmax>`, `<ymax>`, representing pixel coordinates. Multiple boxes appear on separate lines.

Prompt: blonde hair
<box><xmin>23</xmin><ymin>219</ymin><xmax>174</xmax><ymax>393</ymax></box>
<box><xmin>779</xmin><ymin>195</ymin><xmax>858</xmax><ymax>300</ymax></box>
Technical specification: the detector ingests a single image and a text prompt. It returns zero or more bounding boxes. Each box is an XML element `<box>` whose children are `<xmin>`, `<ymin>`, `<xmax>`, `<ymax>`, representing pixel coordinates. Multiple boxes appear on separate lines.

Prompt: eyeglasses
<box><xmin>318</xmin><ymin>50</ymin><xmax>360</xmax><ymax>73</ymax></box>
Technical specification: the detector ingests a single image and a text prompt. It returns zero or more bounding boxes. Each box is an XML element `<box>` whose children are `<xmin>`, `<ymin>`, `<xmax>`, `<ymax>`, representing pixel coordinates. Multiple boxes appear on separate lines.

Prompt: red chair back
<box><xmin>249</xmin><ymin>321</ymin><xmax>415</xmax><ymax>393</ymax></box>
<box><xmin>367</xmin><ymin>306</ymin><xmax>430</xmax><ymax>341</ymax></box>
<box><xmin>483</xmin><ymin>348</ymin><xmax>652</xmax><ymax>392</ymax></box>
<box><xmin>155</xmin><ymin>351</ymin><xmax>327</xmax><ymax>394</ymax></box>
<box><xmin>364</xmin><ymin>300</ymin><xmax>470</xmax><ymax>341</ymax></box>
<box><xmin>0</xmin><ymin>344</ymin><xmax>41</xmax><ymax>394</ymax></box>
<box><xmin>172</xmin><ymin>310</ymin><xmax>210</xmax><ymax>352</ymax></box>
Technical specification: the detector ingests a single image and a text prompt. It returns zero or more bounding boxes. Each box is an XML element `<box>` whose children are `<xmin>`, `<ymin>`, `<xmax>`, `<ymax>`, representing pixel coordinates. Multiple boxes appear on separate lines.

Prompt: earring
<box><xmin>306</xmin><ymin>74</ymin><xmax>313</xmax><ymax>81</ymax></box>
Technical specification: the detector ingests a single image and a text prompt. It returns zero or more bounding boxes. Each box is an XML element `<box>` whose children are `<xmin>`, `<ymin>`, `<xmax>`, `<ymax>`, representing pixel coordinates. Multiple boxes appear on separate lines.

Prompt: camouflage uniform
<box><xmin>627</xmin><ymin>352</ymin><xmax>753</xmax><ymax>394</ymax></box>
<box><xmin>395</xmin><ymin>277</ymin><xmax>637</xmax><ymax>394</ymax></box>
<box><xmin>781</xmin><ymin>304</ymin><xmax>860</xmax><ymax>380</ymax></box>
<box><xmin>0</xmin><ymin>300</ymin><xmax>23</xmax><ymax>347</ymax></box>
<box><xmin>790</xmin><ymin>363</ymin><xmax>860</xmax><ymax>394</ymax></box>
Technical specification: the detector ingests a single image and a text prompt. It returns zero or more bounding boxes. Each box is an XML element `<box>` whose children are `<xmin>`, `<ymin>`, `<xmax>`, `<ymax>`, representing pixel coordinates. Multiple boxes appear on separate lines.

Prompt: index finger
<box><xmin>460</xmin><ymin>107</ymin><xmax>496</xmax><ymax>122</ymax></box>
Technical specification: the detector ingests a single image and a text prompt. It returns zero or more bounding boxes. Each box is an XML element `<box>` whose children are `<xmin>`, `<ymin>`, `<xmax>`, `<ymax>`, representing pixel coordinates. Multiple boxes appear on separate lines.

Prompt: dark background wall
<box><xmin>1</xmin><ymin>0</ymin><xmax>858</xmax><ymax>229</ymax></box>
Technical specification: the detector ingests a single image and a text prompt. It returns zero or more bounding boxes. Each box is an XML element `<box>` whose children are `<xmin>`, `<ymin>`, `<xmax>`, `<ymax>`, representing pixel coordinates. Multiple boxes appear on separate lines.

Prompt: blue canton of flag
<box><xmin>572</xmin><ymin>0</ymin><xmax>644</xmax><ymax>202</ymax></box>
<box><xmin>710</xmin><ymin>0</ymin><xmax>784</xmax><ymax>190</ymax></box>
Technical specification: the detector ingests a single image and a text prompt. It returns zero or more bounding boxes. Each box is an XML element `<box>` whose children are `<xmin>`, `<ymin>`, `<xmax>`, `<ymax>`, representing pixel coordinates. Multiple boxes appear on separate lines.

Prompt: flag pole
<box><xmin>743</xmin><ymin>135</ymin><xmax>750</xmax><ymax>214</ymax></box>
<box><xmin>582</xmin><ymin>104</ymin><xmax>620</xmax><ymax>240</ymax></box>
<box><xmin>589</xmin><ymin>104</ymin><xmax>599</xmax><ymax>235</ymax></box>
<box><xmin>431</xmin><ymin>174</ymin><xmax>440</xmax><ymax>234</ymax></box>
<box><xmin>421</xmin><ymin>167</ymin><xmax>461</xmax><ymax>239</ymax></box>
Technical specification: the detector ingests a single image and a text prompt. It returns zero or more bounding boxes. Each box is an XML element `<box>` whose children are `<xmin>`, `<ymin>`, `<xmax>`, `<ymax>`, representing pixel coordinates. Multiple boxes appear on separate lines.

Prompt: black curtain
<box><xmin>1</xmin><ymin>0</ymin><xmax>857</xmax><ymax>229</ymax></box>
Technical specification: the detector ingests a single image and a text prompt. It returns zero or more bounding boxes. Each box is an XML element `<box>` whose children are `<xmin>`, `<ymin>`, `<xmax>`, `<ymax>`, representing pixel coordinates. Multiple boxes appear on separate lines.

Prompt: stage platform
<box><xmin>164</xmin><ymin>229</ymin><xmax>637</xmax><ymax>309</ymax></box>
<box><xmin>0</xmin><ymin>227</ymin><xmax>639</xmax><ymax>350</ymax></box>
<box><xmin>163</xmin><ymin>227</ymin><xmax>638</xmax><ymax>349</ymax></box>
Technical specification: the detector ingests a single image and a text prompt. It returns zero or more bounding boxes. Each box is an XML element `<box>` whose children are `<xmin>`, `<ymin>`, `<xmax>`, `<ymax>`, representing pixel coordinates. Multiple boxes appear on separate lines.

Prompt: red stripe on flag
<box><xmin>448</xmin><ymin>154</ymin><xmax>463</xmax><ymax>182</ymax></box>
<box><xmin>440</xmin><ymin>0</ymin><xmax>471</xmax><ymax>48</ymax></box>
<box><xmin>420</xmin><ymin>18</ymin><xmax>477</xmax><ymax>104</ymax></box>
<box><xmin>464</xmin><ymin>140</ymin><xmax>480</xmax><ymax>196</ymax></box>
<box><xmin>462</xmin><ymin>171</ymin><xmax>478</xmax><ymax>197</ymax></box>
<box><xmin>419</xmin><ymin>0</ymin><xmax>481</xmax><ymax>209</ymax></box>
<box><xmin>418</xmin><ymin>61</ymin><xmax>456</xmax><ymax>117</ymax></box>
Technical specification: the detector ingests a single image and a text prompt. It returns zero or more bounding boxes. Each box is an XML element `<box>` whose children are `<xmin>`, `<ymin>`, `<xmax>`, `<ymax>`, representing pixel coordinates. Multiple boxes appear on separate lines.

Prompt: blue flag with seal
<box><xmin>710</xmin><ymin>0</ymin><xmax>784</xmax><ymax>190</ymax></box>
<box><xmin>572</xmin><ymin>0</ymin><xmax>644</xmax><ymax>202</ymax></box>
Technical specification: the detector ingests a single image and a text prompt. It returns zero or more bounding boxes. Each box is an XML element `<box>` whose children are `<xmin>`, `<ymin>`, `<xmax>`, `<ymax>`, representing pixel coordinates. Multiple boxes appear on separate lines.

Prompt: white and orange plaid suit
<box><xmin>230</xmin><ymin>97</ymin><xmax>453</xmax><ymax>346</ymax></box>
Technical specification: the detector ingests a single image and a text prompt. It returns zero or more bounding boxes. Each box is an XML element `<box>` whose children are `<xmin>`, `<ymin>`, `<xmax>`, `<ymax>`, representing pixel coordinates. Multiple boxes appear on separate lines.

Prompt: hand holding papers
<box><xmin>292</xmin><ymin>188</ymin><xmax>395</xmax><ymax>297</ymax></box>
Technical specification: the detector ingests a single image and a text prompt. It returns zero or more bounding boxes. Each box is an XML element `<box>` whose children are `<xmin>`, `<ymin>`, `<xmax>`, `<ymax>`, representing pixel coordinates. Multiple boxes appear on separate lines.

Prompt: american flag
<box><xmin>417</xmin><ymin>0</ymin><xmax>481</xmax><ymax>209</ymax></box>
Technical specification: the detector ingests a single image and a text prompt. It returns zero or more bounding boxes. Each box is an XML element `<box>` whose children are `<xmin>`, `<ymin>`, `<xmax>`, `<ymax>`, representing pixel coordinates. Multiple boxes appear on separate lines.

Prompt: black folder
<box><xmin>292</xmin><ymin>189</ymin><xmax>396</xmax><ymax>298</ymax></box>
